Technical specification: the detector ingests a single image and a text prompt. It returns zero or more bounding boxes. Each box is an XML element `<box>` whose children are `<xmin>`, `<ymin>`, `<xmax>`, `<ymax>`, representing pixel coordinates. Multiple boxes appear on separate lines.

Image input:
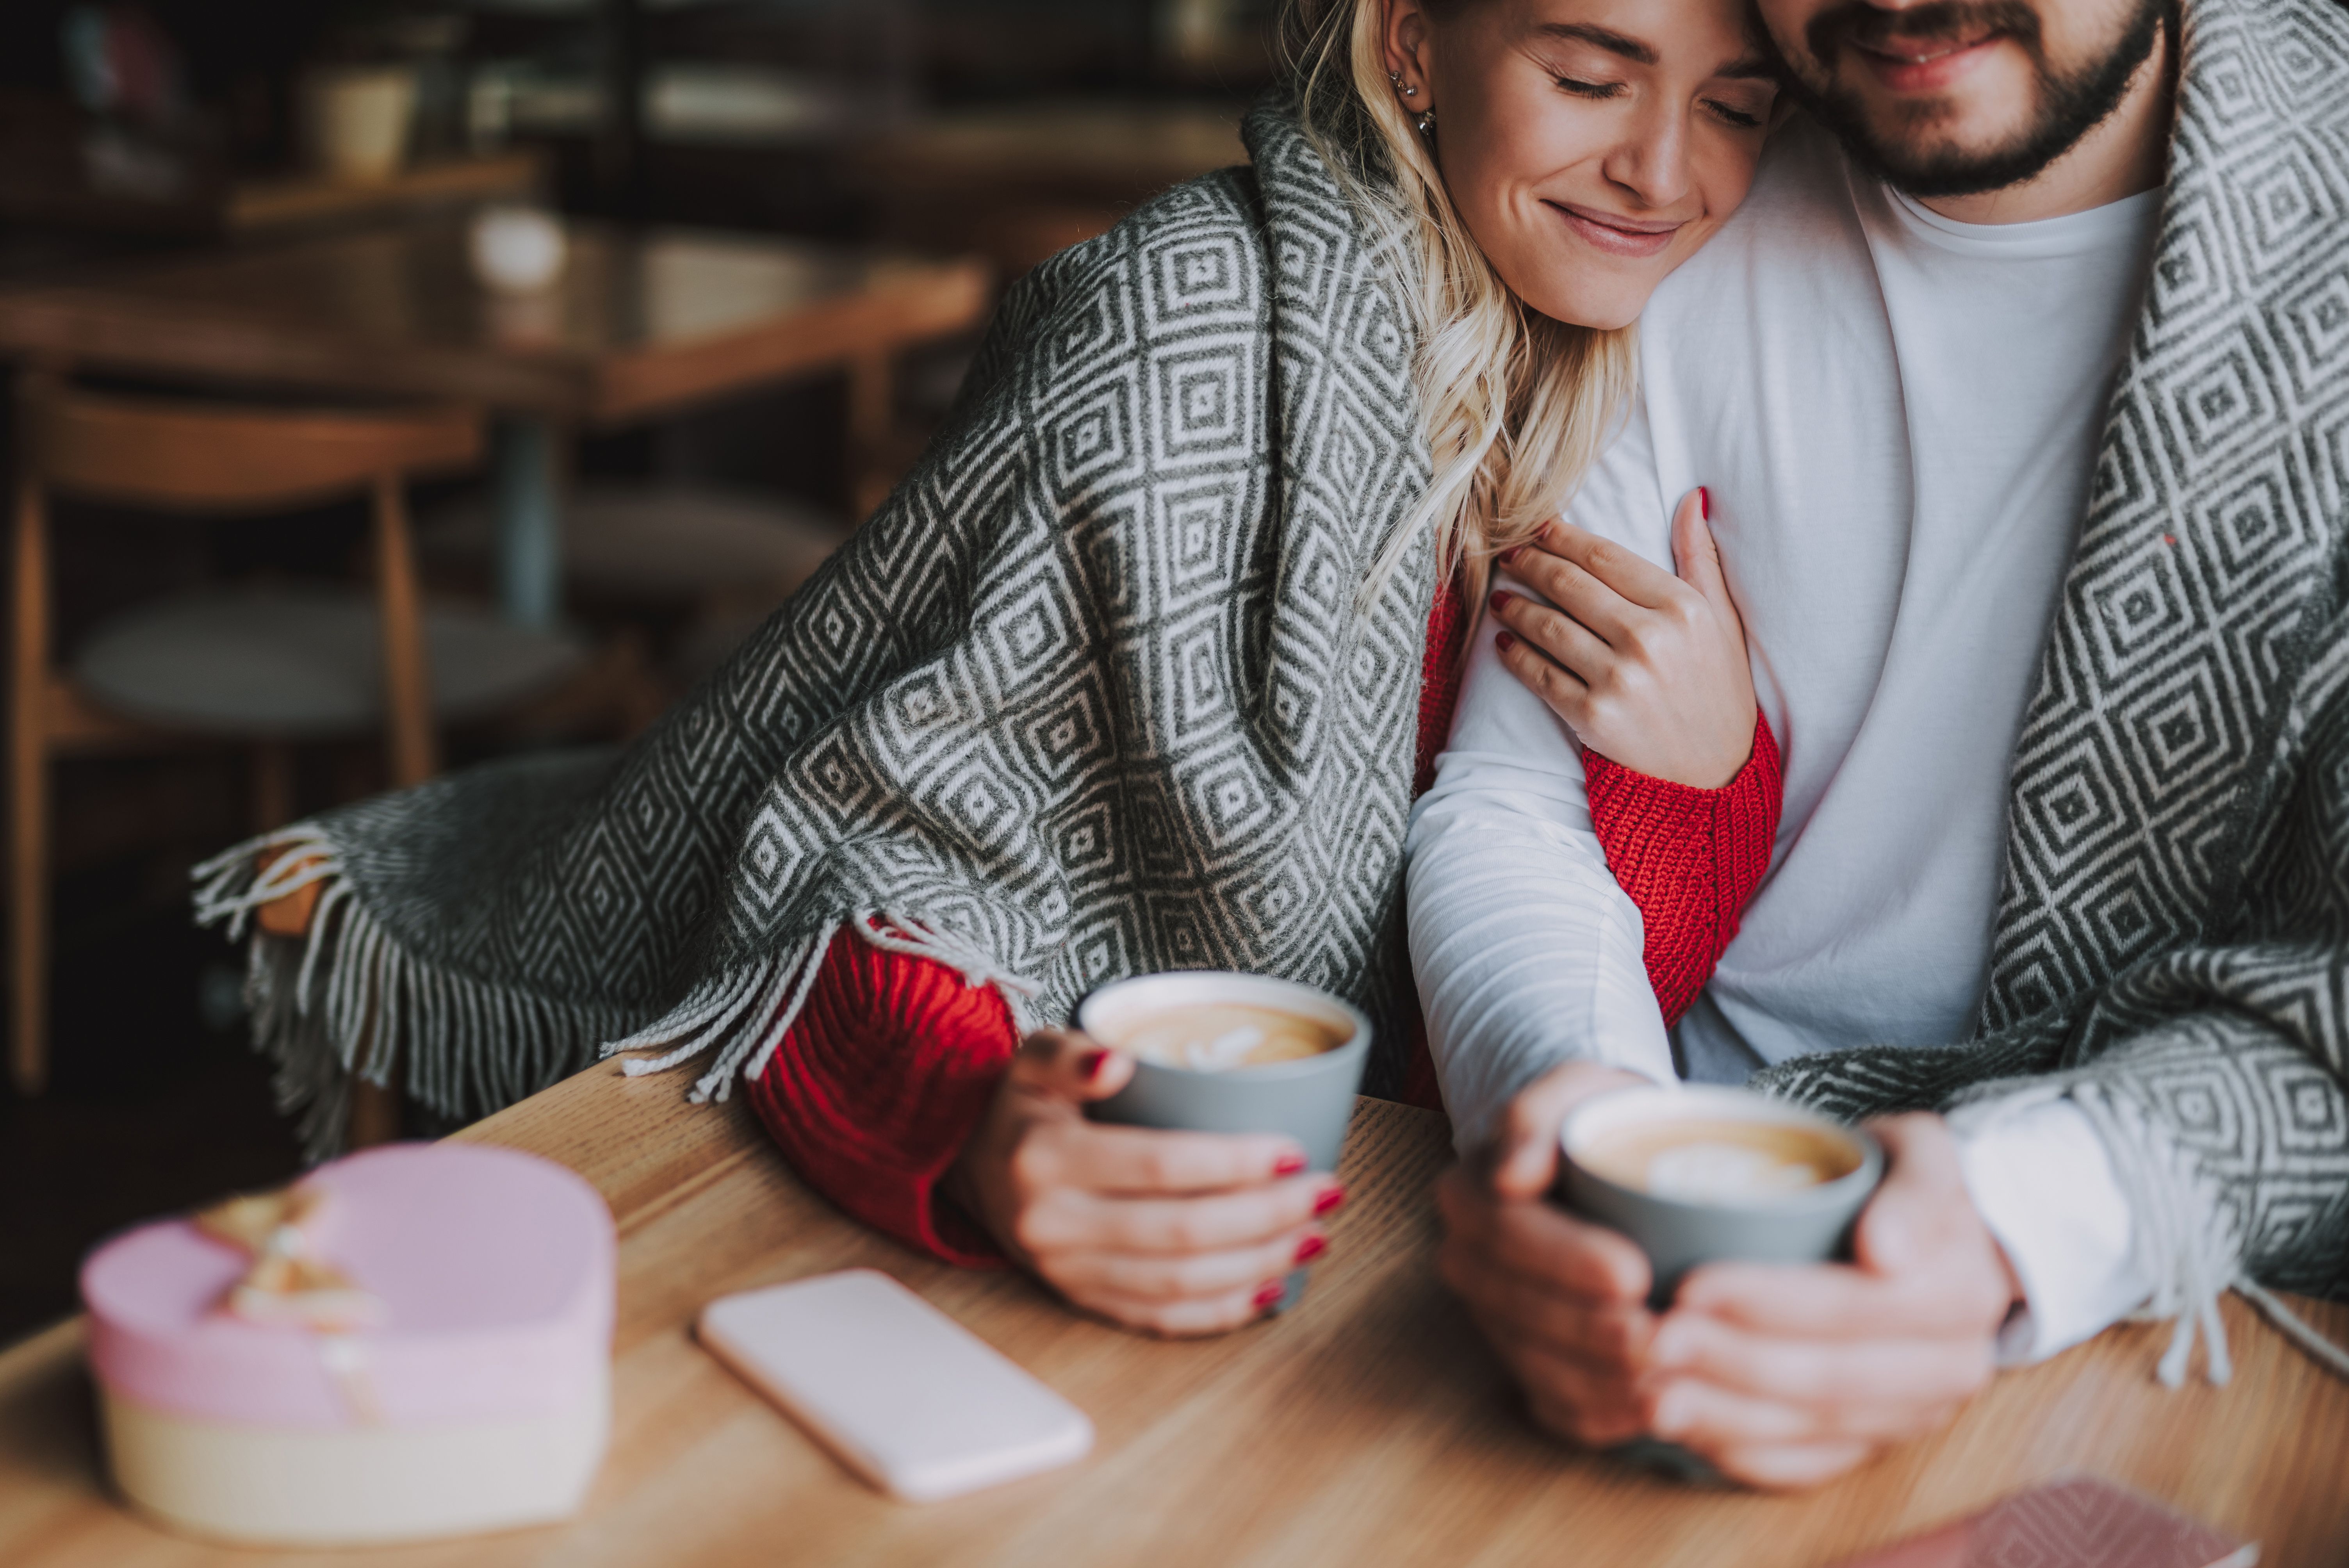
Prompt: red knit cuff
<box><xmin>1583</xmin><ymin>713</ymin><xmax>1784</xmax><ymax>1027</ymax></box>
<box><xmin>744</xmin><ymin>924</ymin><xmax>1019</xmax><ymax>1267</ymax></box>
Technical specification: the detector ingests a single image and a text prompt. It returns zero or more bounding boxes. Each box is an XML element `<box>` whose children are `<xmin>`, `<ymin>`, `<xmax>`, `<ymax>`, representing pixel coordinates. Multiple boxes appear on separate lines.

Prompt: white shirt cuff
<box><xmin>1952</xmin><ymin>1095</ymin><xmax>2151</xmax><ymax>1364</ymax></box>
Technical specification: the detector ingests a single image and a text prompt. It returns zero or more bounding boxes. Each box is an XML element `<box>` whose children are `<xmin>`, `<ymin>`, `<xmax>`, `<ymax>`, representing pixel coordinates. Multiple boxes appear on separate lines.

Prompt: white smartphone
<box><xmin>696</xmin><ymin>1269</ymin><xmax>1094</xmax><ymax>1503</ymax></box>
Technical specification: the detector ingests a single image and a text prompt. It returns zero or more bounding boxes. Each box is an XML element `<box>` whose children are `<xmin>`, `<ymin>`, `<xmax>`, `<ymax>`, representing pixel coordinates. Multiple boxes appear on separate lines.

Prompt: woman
<box><xmin>199</xmin><ymin>0</ymin><xmax>1779</xmax><ymax>1335</ymax></box>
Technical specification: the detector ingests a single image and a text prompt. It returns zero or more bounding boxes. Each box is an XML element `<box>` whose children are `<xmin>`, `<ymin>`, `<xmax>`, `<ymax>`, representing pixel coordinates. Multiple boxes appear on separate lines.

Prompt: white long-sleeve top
<box><xmin>1406</xmin><ymin>117</ymin><xmax>2164</xmax><ymax>1360</ymax></box>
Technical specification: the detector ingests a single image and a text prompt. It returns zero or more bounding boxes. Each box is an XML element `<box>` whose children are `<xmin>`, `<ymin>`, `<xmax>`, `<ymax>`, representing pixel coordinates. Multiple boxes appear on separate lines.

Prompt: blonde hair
<box><xmin>1281</xmin><ymin>0</ymin><xmax>1638</xmax><ymax>620</ymax></box>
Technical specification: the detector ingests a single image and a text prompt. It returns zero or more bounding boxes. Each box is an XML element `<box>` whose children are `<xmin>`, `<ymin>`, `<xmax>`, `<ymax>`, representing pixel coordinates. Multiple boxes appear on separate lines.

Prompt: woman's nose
<box><xmin>1602</xmin><ymin>100</ymin><xmax>1694</xmax><ymax>211</ymax></box>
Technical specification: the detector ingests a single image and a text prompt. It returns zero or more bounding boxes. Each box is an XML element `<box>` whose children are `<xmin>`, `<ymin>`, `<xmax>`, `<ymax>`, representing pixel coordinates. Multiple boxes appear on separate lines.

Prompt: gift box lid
<box><xmin>83</xmin><ymin>1142</ymin><xmax>615</xmax><ymax>1431</ymax></box>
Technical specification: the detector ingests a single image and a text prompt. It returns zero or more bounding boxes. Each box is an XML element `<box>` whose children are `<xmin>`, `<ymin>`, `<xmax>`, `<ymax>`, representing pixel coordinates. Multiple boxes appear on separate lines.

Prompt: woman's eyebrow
<box><xmin>1531</xmin><ymin>21</ymin><xmax>1659</xmax><ymax>65</ymax></box>
<box><xmin>1531</xmin><ymin>20</ymin><xmax>1779</xmax><ymax>82</ymax></box>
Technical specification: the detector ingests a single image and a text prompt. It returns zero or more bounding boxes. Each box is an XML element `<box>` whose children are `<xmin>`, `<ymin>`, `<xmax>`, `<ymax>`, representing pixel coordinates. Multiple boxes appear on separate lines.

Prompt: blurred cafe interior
<box><xmin>0</xmin><ymin>0</ymin><xmax>1271</xmax><ymax>1343</ymax></box>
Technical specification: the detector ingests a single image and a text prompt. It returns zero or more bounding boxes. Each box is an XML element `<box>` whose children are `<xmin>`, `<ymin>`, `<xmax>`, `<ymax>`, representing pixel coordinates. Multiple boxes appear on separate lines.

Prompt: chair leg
<box><xmin>847</xmin><ymin>348</ymin><xmax>895</xmax><ymax>523</ymax></box>
<box><xmin>347</xmin><ymin>1076</ymin><xmax>402</xmax><ymax>1149</ymax></box>
<box><xmin>250</xmin><ymin>741</ymin><xmax>296</xmax><ymax>833</ymax></box>
<box><xmin>9</xmin><ymin>476</ymin><xmax>49</xmax><ymax>1097</ymax></box>
<box><xmin>371</xmin><ymin>474</ymin><xmax>436</xmax><ymax>789</ymax></box>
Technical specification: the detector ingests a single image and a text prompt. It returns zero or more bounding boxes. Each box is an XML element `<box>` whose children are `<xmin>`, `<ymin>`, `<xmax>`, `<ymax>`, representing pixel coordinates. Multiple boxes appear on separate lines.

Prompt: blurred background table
<box><xmin>2</xmin><ymin>1084</ymin><xmax>2344</xmax><ymax>1567</ymax></box>
<box><xmin>0</xmin><ymin>220</ymin><xmax>990</xmax><ymax>628</ymax></box>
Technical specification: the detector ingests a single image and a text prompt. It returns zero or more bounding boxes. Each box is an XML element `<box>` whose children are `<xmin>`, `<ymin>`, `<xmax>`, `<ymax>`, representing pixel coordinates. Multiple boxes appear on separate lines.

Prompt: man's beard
<box><xmin>1780</xmin><ymin>0</ymin><xmax>2169</xmax><ymax>198</ymax></box>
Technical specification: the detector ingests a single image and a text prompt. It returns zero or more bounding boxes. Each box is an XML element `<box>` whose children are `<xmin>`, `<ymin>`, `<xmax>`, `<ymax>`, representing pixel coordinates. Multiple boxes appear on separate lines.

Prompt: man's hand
<box><xmin>1641</xmin><ymin>1114</ymin><xmax>2019</xmax><ymax>1488</ymax></box>
<box><xmin>1489</xmin><ymin>490</ymin><xmax>1756</xmax><ymax>789</ymax></box>
<box><xmin>1436</xmin><ymin>1060</ymin><xmax>1659</xmax><ymax>1445</ymax></box>
<box><xmin>1438</xmin><ymin>1066</ymin><xmax>2022</xmax><ymax>1489</ymax></box>
<box><xmin>950</xmin><ymin>1029</ymin><xmax>1341</xmax><ymax>1337</ymax></box>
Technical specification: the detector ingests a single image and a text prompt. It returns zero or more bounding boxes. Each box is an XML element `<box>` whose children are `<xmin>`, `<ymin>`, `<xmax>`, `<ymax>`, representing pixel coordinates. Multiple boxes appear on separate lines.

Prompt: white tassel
<box><xmin>607</xmin><ymin>961</ymin><xmax>778</xmax><ymax>1078</ymax></box>
<box><xmin>690</xmin><ymin>926</ymin><xmax>834</xmax><ymax>1104</ymax></box>
<box><xmin>2066</xmin><ymin>1085</ymin><xmax>2240</xmax><ymax>1387</ymax></box>
<box><xmin>192</xmin><ymin>829</ymin><xmax>341</xmax><ymax>941</ymax></box>
<box><xmin>863</xmin><ymin>909</ymin><xmax>1046</xmax><ymax>1035</ymax></box>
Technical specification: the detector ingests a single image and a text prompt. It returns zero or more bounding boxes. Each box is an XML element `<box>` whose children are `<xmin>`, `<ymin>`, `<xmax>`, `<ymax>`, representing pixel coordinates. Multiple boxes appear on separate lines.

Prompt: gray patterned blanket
<box><xmin>1758</xmin><ymin>0</ymin><xmax>2349</xmax><ymax>1381</ymax></box>
<box><xmin>196</xmin><ymin>99</ymin><xmax>1440</xmax><ymax>1155</ymax></box>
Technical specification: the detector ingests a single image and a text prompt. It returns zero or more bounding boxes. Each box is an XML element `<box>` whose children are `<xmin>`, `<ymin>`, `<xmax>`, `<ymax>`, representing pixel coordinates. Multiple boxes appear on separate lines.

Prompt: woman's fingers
<box><xmin>1068</xmin><ymin>1280</ymin><xmax>1282</xmax><ymax>1339</ymax></box>
<box><xmin>1041</xmin><ymin>1118</ymin><xmax>1310</xmax><ymax>1198</ymax></box>
<box><xmin>1011</xmin><ymin>1027</ymin><xmax>1136</xmax><ymax>1102</ymax></box>
<box><xmin>1023</xmin><ymin>1171</ymin><xmax>1333</xmax><ymax>1254</ymax></box>
<box><xmin>1050</xmin><ymin>1224</ymin><xmax>1323</xmax><ymax>1301</ymax></box>
<box><xmin>1495</xmin><ymin>623</ymin><xmax>1593</xmax><ymax>725</ymax></box>
<box><xmin>1489</xmin><ymin>589</ymin><xmax>1613</xmax><ymax>687</ymax></box>
<box><xmin>1503</xmin><ymin>540</ymin><xmax>1639</xmax><ymax>645</ymax></box>
<box><xmin>1527</xmin><ymin>520</ymin><xmax>1684</xmax><ymax>614</ymax></box>
<box><xmin>1667</xmin><ymin>489</ymin><xmax>1739</xmax><ymax>633</ymax></box>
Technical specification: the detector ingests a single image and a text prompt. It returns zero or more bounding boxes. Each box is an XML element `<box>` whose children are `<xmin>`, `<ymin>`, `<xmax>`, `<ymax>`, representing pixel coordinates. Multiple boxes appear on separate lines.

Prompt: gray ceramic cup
<box><xmin>1078</xmin><ymin>972</ymin><xmax>1371</xmax><ymax>1311</ymax></box>
<box><xmin>1558</xmin><ymin>1083</ymin><xmax>1884</xmax><ymax>1308</ymax></box>
<box><xmin>1557</xmin><ymin>1083</ymin><xmax>1885</xmax><ymax>1485</ymax></box>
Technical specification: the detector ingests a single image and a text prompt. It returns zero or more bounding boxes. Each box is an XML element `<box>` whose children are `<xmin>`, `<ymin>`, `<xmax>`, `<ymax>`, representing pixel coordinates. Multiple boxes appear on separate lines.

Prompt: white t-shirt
<box><xmin>1406</xmin><ymin>117</ymin><xmax>2164</xmax><ymax>1359</ymax></box>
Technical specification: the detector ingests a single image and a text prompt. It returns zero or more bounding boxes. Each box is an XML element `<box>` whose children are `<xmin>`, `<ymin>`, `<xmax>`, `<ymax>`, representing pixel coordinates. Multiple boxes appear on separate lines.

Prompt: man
<box><xmin>1408</xmin><ymin>0</ymin><xmax>2349</xmax><ymax>1489</ymax></box>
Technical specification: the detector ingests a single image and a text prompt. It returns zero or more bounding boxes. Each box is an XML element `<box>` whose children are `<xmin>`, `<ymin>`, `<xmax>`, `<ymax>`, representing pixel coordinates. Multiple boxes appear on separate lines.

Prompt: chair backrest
<box><xmin>19</xmin><ymin>378</ymin><xmax>480</xmax><ymax>514</ymax></box>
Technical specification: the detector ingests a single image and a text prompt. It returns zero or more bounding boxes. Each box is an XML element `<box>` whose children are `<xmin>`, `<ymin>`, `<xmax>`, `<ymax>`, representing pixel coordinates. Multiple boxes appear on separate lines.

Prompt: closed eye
<box><xmin>1555</xmin><ymin>75</ymin><xmax>1625</xmax><ymax>100</ymax></box>
<box><xmin>1704</xmin><ymin>98</ymin><xmax>1763</xmax><ymax>128</ymax></box>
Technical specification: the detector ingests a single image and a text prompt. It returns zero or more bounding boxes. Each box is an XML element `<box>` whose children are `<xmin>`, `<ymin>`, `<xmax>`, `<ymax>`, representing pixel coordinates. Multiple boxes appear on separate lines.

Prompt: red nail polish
<box><xmin>1489</xmin><ymin>590</ymin><xmax>1509</xmax><ymax>614</ymax></box>
<box><xmin>1699</xmin><ymin>486</ymin><xmax>1711</xmax><ymax>520</ymax></box>
<box><xmin>1314</xmin><ymin>1185</ymin><xmax>1346</xmax><ymax>1217</ymax></box>
<box><xmin>1253</xmin><ymin>1280</ymin><xmax>1286</xmax><ymax>1311</ymax></box>
<box><xmin>1294</xmin><ymin>1235</ymin><xmax>1327</xmax><ymax>1264</ymax></box>
<box><xmin>1077</xmin><ymin>1049</ymin><xmax>1108</xmax><ymax>1081</ymax></box>
<box><xmin>1273</xmin><ymin>1151</ymin><xmax>1307</xmax><ymax>1176</ymax></box>
<box><xmin>1495</xmin><ymin>630</ymin><xmax>1515</xmax><ymax>653</ymax></box>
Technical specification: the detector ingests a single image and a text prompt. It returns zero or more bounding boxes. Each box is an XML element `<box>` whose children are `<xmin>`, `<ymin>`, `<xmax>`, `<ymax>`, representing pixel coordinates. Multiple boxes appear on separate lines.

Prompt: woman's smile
<box><xmin>1545</xmin><ymin>199</ymin><xmax>1684</xmax><ymax>258</ymax></box>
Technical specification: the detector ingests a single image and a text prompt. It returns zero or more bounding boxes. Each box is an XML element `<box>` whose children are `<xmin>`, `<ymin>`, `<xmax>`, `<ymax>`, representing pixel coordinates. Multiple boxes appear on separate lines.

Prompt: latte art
<box><xmin>1105</xmin><ymin>1002</ymin><xmax>1347</xmax><ymax>1072</ymax></box>
<box><xmin>1574</xmin><ymin>1118</ymin><xmax>1861</xmax><ymax>1203</ymax></box>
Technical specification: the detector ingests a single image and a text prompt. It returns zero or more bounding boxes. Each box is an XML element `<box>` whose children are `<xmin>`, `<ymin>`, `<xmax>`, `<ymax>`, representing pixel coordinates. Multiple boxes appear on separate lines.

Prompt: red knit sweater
<box><xmin>748</xmin><ymin>576</ymin><xmax>1782</xmax><ymax>1264</ymax></box>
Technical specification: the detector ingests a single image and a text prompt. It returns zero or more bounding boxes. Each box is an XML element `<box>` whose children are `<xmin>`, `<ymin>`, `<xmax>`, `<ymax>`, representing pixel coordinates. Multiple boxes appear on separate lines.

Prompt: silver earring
<box><xmin>1403</xmin><ymin>84</ymin><xmax>1418</xmax><ymax>97</ymax></box>
<box><xmin>1416</xmin><ymin>108</ymin><xmax>1436</xmax><ymax>136</ymax></box>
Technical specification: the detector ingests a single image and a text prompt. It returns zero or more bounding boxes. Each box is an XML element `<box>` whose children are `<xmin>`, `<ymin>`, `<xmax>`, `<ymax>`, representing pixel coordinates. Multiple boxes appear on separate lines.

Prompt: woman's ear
<box><xmin>1381</xmin><ymin>0</ymin><xmax>1437</xmax><ymax>112</ymax></box>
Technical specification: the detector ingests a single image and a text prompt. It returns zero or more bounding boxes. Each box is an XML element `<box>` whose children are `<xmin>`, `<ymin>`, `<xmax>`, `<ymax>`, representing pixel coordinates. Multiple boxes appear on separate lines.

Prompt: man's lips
<box><xmin>1846</xmin><ymin>29</ymin><xmax>2003</xmax><ymax>92</ymax></box>
<box><xmin>1546</xmin><ymin>201</ymin><xmax>1681</xmax><ymax>259</ymax></box>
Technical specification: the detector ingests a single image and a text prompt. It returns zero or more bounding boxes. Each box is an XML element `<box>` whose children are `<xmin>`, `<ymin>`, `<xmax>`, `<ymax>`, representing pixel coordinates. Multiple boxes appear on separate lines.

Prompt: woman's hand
<box><xmin>1489</xmin><ymin>488</ymin><xmax>1756</xmax><ymax>789</ymax></box>
<box><xmin>948</xmin><ymin>1028</ymin><xmax>1343</xmax><ymax>1337</ymax></box>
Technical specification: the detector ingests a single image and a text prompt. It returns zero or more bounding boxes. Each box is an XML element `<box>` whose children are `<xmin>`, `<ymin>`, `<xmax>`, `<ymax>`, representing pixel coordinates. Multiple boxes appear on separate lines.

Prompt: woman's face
<box><xmin>1387</xmin><ymin>0</ymin><xmax>1779</xmax><ymax>330</ymax></box>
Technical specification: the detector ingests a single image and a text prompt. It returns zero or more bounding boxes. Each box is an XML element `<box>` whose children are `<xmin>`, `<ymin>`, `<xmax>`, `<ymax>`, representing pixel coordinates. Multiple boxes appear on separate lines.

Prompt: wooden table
<box><xmin>0</xmin><ymin>220</ymin><xmax>991</xmax><ymax>625</ymax></box>
<box><xmin>4</xmin><ymin>1071</ymin><xmax>2345</xmax><ymax>1566</ymax></box>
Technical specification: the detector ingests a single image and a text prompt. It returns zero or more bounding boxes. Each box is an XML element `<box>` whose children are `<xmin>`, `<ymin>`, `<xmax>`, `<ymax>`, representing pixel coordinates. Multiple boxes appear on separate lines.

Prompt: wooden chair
<box><xmin>8</xmin><ymin>372</ymin><xmax>582</xmax><ymax>1106</ymax></box>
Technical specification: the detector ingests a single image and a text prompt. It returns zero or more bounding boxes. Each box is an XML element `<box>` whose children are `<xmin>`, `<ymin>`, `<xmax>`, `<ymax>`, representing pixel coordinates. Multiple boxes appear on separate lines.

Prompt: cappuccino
<box><xmin>1101</xmin><ymin>1002</ymin><xmax>1348</xmax><ymax>1073</ymax></box>
<box><xmin>1574</xmin><ymin>1118</ymin><xmax>1861</xmax><ymax>1205</ymax></box>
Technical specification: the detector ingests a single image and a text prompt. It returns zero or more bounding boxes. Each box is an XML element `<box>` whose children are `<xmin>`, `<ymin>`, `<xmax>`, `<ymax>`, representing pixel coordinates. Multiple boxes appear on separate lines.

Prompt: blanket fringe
<box><xmin>1951</xmin><ymin>1078</ymin><xmax>2349</xmax><ymax>1388</ymax></box>
<box><xmin>195</xmin><ymin>830</ymin><xmax>642</xmax><ymax>1162</ymax></box>
<box><xmin>199</xmin><ymin>833</ymin><xmax>1054</xmax><ymax>1151</ymax></box>
<box><xmin>2060</xmin><ymin>1083</ymin><xmax>2349</xmax><ymax>1388</ymax></box>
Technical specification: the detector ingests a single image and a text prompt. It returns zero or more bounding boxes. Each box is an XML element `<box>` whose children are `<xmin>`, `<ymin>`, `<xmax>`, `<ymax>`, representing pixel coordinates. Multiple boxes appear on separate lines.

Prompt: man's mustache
<box><xmin>1804</xmin><ymin>0</ymin><xmax>2044</xmax><ymax>65</ymax></box>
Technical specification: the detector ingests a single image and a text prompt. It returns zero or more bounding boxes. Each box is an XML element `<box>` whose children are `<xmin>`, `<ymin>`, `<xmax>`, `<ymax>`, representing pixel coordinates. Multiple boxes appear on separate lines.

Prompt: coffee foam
<box><xmin>1103</xmin><ymin>1002</ymin><xmax>1346</xmax><ymax>1073</ymax></box>
<box><xmin>1572</xmin><ymin>1117</ymin><xmax>1860</xmax><ymax>1203</ymax></box>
